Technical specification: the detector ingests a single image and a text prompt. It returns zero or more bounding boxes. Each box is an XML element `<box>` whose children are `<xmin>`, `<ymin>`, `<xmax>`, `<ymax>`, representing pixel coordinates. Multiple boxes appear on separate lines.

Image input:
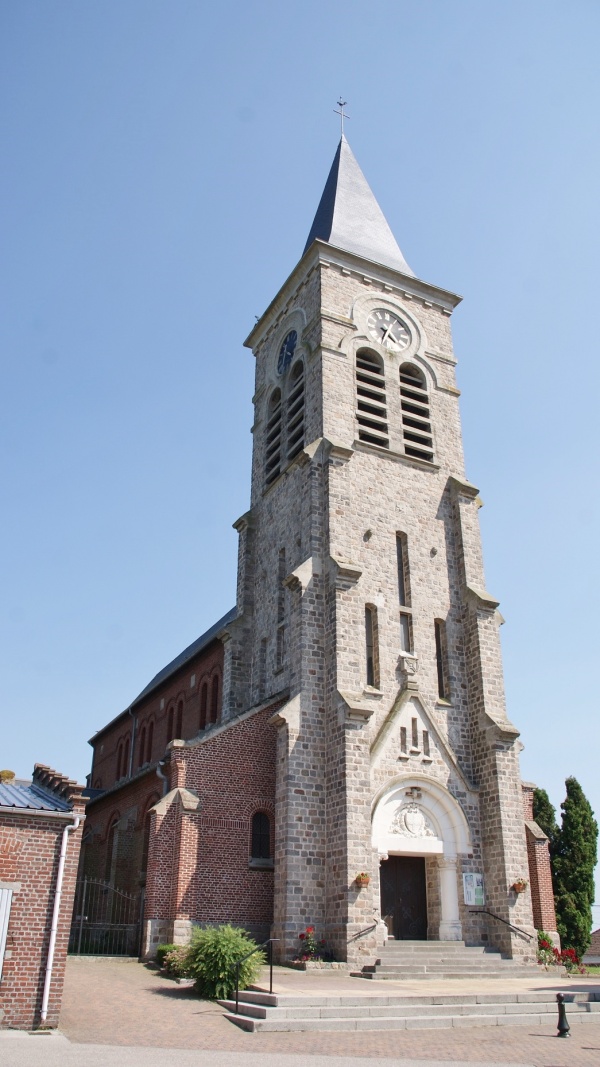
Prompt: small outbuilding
<box><xmin>0</xmin><ymin>765</ymin><xmax>85</xmax><ymax>1030</ymax></box>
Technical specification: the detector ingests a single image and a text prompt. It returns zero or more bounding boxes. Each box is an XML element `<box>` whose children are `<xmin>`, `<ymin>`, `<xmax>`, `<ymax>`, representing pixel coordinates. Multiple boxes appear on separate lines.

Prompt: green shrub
<box><xmin>163</xmin><ymin>945</ymin><xmax>192</xmax><ymax>977</ymax></box>
<box><xmin>185</xmin><ymin>924</ymin><xmax>265</xmax><ymax>999</ymax></box>
<box><xmin>155</xmin><ymin>943</ymin><xmax>177</xmax><ymax>968</ymax></box>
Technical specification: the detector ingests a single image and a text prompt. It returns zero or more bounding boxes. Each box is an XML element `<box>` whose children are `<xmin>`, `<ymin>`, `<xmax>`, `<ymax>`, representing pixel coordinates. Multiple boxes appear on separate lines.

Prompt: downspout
<box><xmin>127</xmin><ymin>706</ymin><xmax>136</xmax><ymax>778</ymax></box>
<box><xmin>40</xmin><ymin>816</ymin><xmax>81</xmax><ymax>1024</ymax></box>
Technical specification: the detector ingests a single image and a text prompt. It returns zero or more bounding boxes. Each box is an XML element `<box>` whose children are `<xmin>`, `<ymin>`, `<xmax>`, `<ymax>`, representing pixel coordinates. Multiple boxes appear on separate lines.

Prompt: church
<box><xmin>81</xmin><ymin>134</ymin><xmax>557</xmax><ymax>968</ymax></box>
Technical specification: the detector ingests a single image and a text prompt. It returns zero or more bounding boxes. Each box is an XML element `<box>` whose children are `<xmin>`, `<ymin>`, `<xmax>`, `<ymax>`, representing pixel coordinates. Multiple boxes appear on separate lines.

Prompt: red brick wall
<box><xmin>522</xmin><ymin>783</ymin><xmax>558</xmax><ymax>935</ymax></box>
<box><xmin>81</xmin><ymin>770</ymin><xmax>161</xmax><ymax>896</ymax></box>
<box><xmin>144</xmin><ymin>701</ymin><xmax>281</xmax><ymax>946</ymax></box>
<box><xmin>0</xmin><ymin>805</ymin><xmax>84</xmax><ymax>1029</ymax></box>
<box><xmin>90</xmin><ymin>639</ymin><xmax>224</xmax><ymax>791</ymax></box>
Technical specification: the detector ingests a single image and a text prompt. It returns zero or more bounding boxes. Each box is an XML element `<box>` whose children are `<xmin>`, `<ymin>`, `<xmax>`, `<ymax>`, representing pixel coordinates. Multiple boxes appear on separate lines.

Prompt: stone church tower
<box><xmin>221</xmin><ymin>135</ymin><xmax>536</xmax><ymax>965</ymax></box>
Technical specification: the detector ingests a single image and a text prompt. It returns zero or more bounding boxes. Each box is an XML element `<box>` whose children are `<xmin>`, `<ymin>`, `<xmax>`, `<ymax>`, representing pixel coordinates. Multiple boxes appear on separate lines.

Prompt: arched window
<box><xmin>146</xmin><ymin>720</ymin><xmax>154</xmax><ymax>763</ymax></box>
<box><xmin>286</xmin><ymin>360</ymin><xmax>305</xmax><ymax>460</ymax></box>
<box><xmin>138</xmin><ymin>725</ymin><xmax>146</xmax><ymax>769</ymax></box>
<box><xmin>115</xmin><ymin>743</ymin><xmax>123</xmax><ymax>782</ymax></box>
<box><xmin>210</xmin><ymin>673</ymin><xmax>219</xmax><ymax>723</ymax></box>
<box><xmin>175</xmin><ymin>700</ymin><xmax>183</xmax><ymax>739</ymax></box>
<box><xmin>105</xmin><ymin>814</ymin><xmax>120</xmax><ymax>883</ymax></box>
<box><xmin>122</xmin><ymin>737</ymin><xmax>130</xmax><ymax>778</ymax></box>
<box><xmin>167</xmin><ymin>705</ymin><xmax>174</xmax><ymax>742</ymax></box>
<box><xmin>251</xmin><ymin>812</ymin><xmax>271</xmax><ymax>859</ymax></box>
<box><xmin>356</xmin><ymin>350</ymin><xmax>389</xmax><ymax>447</ymax></box>
<box><xmin>399</xmin><ymin>363</ymin><xmax>433</xmax><ymax>462</ymax></box>
<box><xmin>265</xmin><ymin>388</ymin><xmax>282</xmax><ymax>486</ymax></box>
<box><xmin>199</xmin><ymin>681</ymin><xmax>208</xmax><ymax>730</ymax></box>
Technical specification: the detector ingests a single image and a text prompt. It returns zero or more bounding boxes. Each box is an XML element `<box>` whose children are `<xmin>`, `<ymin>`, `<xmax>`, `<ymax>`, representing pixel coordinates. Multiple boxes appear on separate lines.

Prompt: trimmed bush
<box><xmin>155</xmin><ymin>943</ymin><xmax>177</xmax><ymax>968</ymax></box>
<box><xmin>185</xmin><ymin>924</ymin><xmax>265</xmax><ymax>999</ymax></box>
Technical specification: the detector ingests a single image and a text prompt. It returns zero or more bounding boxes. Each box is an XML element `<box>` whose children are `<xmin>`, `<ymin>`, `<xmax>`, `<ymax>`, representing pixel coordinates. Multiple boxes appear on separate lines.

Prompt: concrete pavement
<box><xmin>3</xmin><ymin>957</ymin><xmax>600</xmax><ymax>1066</ymax></box>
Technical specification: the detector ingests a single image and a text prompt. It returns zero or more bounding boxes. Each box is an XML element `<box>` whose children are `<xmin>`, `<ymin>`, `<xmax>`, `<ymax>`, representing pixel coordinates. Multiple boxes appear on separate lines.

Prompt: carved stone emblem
<box><xmin>390</xmin><ymin>802</ymin><xmax>435</xmax><ymax>838</ymax></box>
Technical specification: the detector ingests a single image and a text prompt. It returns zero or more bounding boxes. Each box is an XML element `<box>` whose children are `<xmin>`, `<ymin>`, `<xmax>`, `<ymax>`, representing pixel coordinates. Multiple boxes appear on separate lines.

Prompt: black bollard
<box><xmin>556</xmin><ymin>992</ymin><xmax>570</xmax><ymax>1038</ymax></box>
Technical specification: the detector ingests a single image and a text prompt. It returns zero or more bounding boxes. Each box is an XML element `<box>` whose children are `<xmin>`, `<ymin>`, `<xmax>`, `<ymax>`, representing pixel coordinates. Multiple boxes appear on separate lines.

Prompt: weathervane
<box><xmin>334</xmin><ymin>98</ymin><xmax>350</xmax><ymax>135</ymax></box>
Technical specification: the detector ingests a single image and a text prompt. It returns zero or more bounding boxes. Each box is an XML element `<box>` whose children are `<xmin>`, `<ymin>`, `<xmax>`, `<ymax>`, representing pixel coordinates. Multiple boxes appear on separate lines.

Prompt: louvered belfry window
<box><xmin>286</xmin><ymin>360</ymin><xmax>305</xmax><ymax>460</ymax></box>
<box><xmin>399</xmin><ymin>363</ymin><xmax>434</xmax><ymax>462</ymax></box>
<box><xmin>265</xmin><ymin>388</ymin><xmax>282</xmax><ymax>485</ymax></box>
<box><xmin>356</xmin><ymin>350</ymin><xmax>389</xmax><ymax>448</ymax></box>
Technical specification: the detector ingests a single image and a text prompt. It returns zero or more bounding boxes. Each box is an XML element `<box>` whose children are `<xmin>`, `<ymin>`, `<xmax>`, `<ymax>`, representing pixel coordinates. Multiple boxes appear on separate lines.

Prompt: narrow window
<box><xmin>251</xmin><ymin>812</ymin><xmax>271</xmax><ymax>859</ymax></box>
<box><xmin>258</xmin><ymin>637</ymin><xmax>267</xmax><ymax>698</ymax></box>
<box><xmin>146</xmin><ymin>721</ymin><xmax>154</xmax><ymax>763</ymax></box>
<box><xmin>356</xmin><ymin>350</ymin><xmax>389</xmax><ymax>448</ymax></box>
<box><xmin>400</xmin><ymin>363</ymin><xmax>434</xmax><ymax>462</ymax></box>
<box><xmin>400</xmin><ymin>726</ymin><xmax>407</xmax><ymax>754</ymax></box>
<box><xmin>365</xmin><ymin>605</ymin><xmax>380</xmax><ymax>688</ymax></box>
<box><xmin>277</xmin><ymin>548</ymin><xmax>286</xmax><ymax>623</ymax></box>
<box><xmin>423</xmin><ymin>730</ymin><xmax>430</xmax><ymax>757</ymax></box>
<box><xmin>265</xmin><ymin>388</ymin><xmax>282</xmax><ymax>486</ymax></box>
<box><xmin>434</xmin><ymin>619</ymin><xmax>450</xmax><ymax>700</ymax></box>
<box><xmin>210</xmin><ymin>674</ymin><xmax>219</xmax><ymax>722</ymax></box>
<box><xmin>105</xmin><ymin>816</ymin><xmax>120</xmax><ymax>883</ymax></box>
<box><xmin>123</xmin><ymin>737</ymin><xmax>130</xmax><ymax>777</ymax></box>
<box><xmin>400</xmin><ymin>612</ymin><xmax>412</xmax><ymax>653</ymax></box>
<box><xmin>396</xmin><ymin>533</ymin><xmax>411</xmax><ymax>606</ymax></box>
<box><xmin>175</xmin><ymin>700</ymin><xmax>183</xmax><ymax>738</ymax></box>
<box><xmin>286</xmin><ymin>360</ymin><xmax>305</xmax><ymax>460</ymax></box>
<box><xmin>199</xmin><ymin>682</ymin><xmax>208</xmax><ymax>730</ymax></box>
<box><xmin>116</xmin><ymin>743</ymin><xmax>123</xmax><ymax>782</ymax></box>
<box><xmin>167</xmin><ymin>706</ymin><xmax>174</xmax><ymax>742</ymax></box>
<box><xmin>138</xmin><ymin>726</ymin><xmax>146</xmax><ymax>769</ymax></box>
<box><xmin>411</xmin><ymin>717</ymin><xmax>419</xmax><ymax>750</ymax></box>
<box><xmin>276</xmin><ymin>625</ymin><xmax>286</xmax><ymax>670</ymax></box>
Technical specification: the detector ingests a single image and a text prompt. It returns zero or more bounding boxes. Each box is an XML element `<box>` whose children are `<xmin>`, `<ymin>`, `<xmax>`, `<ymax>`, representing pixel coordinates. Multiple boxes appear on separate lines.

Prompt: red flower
<box><xmin>306</xmin><ymin>926</ymin><xmax>315</xmax><ymax>934</ymax></box>
<box><xmin>298</xmin><ymin>933</ymin><xmax>306</xmax><ymax>940</ymax></box>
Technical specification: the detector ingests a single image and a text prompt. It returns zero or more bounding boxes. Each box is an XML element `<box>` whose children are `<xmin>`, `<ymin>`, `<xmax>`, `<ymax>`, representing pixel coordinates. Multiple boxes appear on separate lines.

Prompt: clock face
<box><xmin>367</xmin><ymin>309</ymin><xmax>411</xmax><ymax>351</ymax></box>
<box><xmin>277</xmin><ymin>330</ymin><xmax>298</xmax><ymax>375</ymax></box>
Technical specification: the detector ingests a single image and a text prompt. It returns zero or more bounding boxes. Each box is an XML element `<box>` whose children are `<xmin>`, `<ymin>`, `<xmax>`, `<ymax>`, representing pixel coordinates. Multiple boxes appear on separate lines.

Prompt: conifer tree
<box><xmin>533</xmin><ymin>787</ymin><xmax>559</xmax><ymax>855</ymax></box>
<box><xmin>552</xmin><ymin>777</ymin><xmax>598</xmax><ymax>959</ymax></box>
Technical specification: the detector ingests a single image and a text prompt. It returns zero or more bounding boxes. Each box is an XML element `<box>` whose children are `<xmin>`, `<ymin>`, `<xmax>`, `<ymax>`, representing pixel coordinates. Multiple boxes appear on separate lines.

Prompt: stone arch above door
<box><xmin>372</xmin><ymin>775</ymin><xmax>474</xmax><ymax>941</ymax></box>
<box><xmin>371</xmin><ymin>775</ymin><xmax>472</xmax><ymax>860</ymax></box>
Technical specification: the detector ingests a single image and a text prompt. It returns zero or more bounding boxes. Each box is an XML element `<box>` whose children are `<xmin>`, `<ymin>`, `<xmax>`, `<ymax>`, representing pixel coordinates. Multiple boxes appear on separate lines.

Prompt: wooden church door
<box><xmin>380</xmin><ymin>856</ymin><xmax>427</xmax><ymax>940</ymax></box>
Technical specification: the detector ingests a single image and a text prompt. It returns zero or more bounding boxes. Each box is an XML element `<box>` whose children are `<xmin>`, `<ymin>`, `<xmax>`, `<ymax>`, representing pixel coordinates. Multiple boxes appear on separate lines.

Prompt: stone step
<box><xmin>240</xmin><ymin>990</ymin><xmax>599</xmax><ymax>1008</ymax></box>
<box><xmin>225</xmin><ymin>1008</ymin><xmax>600</xmax><ymax>1033</ymax></box>
<box><xmin>353</xmin><ymin>970</ymin><xmax>542</xmax><ymax>981</ymax></box>
<box><xmin>221</xmin><ymin>999</ymin><xmax>600</xmax><ymax>1021</ymax></box>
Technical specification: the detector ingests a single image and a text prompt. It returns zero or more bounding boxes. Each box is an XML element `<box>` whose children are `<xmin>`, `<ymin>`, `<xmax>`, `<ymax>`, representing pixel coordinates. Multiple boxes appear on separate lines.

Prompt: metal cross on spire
<box><xmin>334</xmin><ymin>98</ymin><xmax>350</xmax><ymax>135</ymax></box>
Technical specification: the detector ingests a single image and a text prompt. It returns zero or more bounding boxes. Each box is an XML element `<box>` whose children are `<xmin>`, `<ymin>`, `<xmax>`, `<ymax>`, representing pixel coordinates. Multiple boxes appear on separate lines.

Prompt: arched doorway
<box><xmin>371</xmin><ymin>776</ymin><xmax>472</xmax><ymax>941</ymax></box>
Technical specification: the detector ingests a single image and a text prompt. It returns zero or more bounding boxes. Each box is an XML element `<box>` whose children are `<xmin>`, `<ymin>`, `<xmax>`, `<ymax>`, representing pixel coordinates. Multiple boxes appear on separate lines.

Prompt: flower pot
<box><xmin>512</xmin><ymin>881</ymin><xmax>527</xmax><ymax>893</ymax></box>
<box><xmin>355</xmin><ymin>874</ymin><xmax>370</xmax><ymax>887</ymax></box>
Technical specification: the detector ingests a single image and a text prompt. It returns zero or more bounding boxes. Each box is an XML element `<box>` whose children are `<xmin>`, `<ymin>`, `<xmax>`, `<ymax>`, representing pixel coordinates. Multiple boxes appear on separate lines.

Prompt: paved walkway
<box><xmin>4</xmin><ymin>957</ymin><xmax>600</xmax><ymax>1067</ymax></box>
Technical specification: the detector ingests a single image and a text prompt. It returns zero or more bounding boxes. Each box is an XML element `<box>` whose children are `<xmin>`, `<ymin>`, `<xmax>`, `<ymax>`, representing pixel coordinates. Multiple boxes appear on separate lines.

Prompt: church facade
<box><xmin>82</xmin><ymin>137</ymin><xmax>556</xmax><ymax>966</ymax></box>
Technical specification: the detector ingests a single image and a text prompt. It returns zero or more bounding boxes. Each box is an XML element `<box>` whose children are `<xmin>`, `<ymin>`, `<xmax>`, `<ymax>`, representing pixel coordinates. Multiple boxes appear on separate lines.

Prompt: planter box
<box><xmin>287</xmin><ymin>960</ymin><xmax>348</xmax><ymax>971</ymax></box>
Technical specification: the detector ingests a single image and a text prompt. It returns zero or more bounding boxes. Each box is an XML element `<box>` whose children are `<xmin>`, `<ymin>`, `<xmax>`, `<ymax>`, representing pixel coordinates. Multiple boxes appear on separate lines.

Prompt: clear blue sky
<box><xmin>2</xmin><ymin>2</ymin><xmax>600</xmax><ymax>909</ymax></box>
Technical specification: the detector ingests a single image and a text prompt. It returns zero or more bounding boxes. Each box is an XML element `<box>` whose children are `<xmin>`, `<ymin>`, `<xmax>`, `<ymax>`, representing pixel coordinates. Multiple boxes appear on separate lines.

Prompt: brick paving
<box><xmin>55</xmin><ymin>958</ymin><xmax>600</xmax><ymax>1067</ymax></box>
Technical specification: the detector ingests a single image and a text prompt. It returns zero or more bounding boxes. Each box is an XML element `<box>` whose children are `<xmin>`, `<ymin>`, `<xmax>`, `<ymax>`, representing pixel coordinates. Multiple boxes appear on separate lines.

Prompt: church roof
<box><xmin>303</xmin><ymin>135</ymin><xmax>415</xmax><ymax>277</ymax></box>
<box><xmin>89</xmin><ymin>606</ymin><xmax>236</xmax><ymax>743</ymax></box>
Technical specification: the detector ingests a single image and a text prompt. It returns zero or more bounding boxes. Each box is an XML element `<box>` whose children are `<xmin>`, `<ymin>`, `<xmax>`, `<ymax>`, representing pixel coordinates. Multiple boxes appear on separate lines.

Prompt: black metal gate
<box><xmin>69</xmin><ymin>877</ymin><xmax>144</xmax><ymax>956</ymax></box>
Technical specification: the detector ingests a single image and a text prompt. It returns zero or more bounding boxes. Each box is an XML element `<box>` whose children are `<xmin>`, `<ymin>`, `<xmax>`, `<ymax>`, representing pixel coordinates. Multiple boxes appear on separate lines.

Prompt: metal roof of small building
<box><xmin>303</xmin><ymin>135</ymin><xmax>415</xmax><ymax>277</ymax></box>
<box><xmin>89</xmin><ymin>606</ymin><xmax>237</xmax><ymax>743</ymax></box>
<box><xmin>0</xmin><ymin>779</ymin><xmax>72</xmax><ymax>813</ymax></box>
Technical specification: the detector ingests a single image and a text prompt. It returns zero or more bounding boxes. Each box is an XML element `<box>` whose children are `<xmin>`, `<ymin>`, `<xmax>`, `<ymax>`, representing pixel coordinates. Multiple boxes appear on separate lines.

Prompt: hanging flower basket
<box><xmin>511</xmin><ymin>879</ymin><xmax>528</xmax><ymax>894</ymax></box>
<box><xmin>355</xmin><ymin>872</ymin><xmax>370</xmax><ymax>887</ymax></box>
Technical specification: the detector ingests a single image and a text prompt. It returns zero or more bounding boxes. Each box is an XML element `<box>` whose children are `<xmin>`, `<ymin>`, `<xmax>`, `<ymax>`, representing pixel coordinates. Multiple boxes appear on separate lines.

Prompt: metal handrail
<box><xmin>347</xmin><ymin>922</ymin><xmax>377</xmax><ymax>943</ymax></box>
<box><xmin>471</xmin><ymin>908</ymin><xmax>534</xmax><ymax>942</ymax></box>
<box><xmin>232</xmin><ymin>938</ymin><xmax>279</xmax><ymax>1014</ymax></box>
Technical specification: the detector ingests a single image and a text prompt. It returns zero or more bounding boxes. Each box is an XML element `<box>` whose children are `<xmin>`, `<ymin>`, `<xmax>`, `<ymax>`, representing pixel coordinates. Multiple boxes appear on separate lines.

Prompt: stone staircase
<box><xmin>221</xmin><ymin>987</ymin><xmax>600</xmax><ymax>1033</ymax></box>
<box><xmin>352</xmin><ymin>939</ymin><xmax>542</xmax><ymax>980</ymax></box>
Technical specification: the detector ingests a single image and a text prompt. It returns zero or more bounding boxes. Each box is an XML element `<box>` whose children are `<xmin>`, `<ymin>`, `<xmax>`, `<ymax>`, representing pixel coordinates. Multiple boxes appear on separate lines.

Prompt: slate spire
<box><xmin>303</xmin><ymin>135</ymin><xmax>415</xmax><ymax>277</ymax></box>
